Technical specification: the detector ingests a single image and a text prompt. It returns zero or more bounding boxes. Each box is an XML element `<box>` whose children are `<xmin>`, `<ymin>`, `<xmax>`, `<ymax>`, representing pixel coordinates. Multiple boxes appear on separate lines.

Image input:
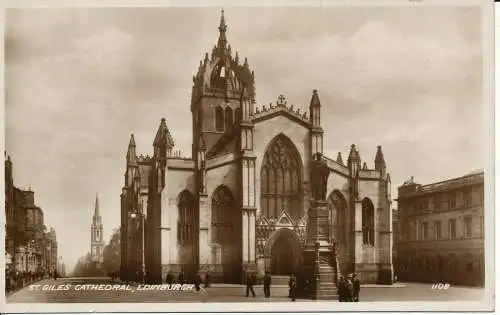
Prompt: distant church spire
<box><xmin>91</xmin><ymin>193</ymin><xmax>104</xmax><ymax>264</ymax></box>
<box><xmin>93</xmin><ymin>193</ymin><xmax>100</xmax><ymax>220</ymax></box>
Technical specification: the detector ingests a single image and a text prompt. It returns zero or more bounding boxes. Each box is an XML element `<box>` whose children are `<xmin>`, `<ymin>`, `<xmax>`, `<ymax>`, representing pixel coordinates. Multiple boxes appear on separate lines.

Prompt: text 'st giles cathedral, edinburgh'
<box><xmin>121</xmin><ymin>11</ymin><xmax>394</xmax><ymax>286</ymax></box>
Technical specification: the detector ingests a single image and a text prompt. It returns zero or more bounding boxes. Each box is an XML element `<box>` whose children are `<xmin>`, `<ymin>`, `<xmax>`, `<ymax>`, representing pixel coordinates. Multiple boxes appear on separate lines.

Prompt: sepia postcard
<box><xmin>1</xmin><ymin>0</ymin><xmax>495</xmax><ymax>313</ymax></box>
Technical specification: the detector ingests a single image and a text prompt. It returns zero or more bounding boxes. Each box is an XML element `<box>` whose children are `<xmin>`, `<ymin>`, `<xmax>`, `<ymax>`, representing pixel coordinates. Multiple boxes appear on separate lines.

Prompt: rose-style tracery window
<box><xmin>261</xmin><ymin>135</ymin><xmax>302</xmax><ymax>219</ymax></box>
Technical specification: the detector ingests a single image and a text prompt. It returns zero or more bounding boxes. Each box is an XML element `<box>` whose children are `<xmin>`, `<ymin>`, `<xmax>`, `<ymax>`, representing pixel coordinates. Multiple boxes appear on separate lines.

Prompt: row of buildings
<box><xmin>393</xmin><ymin>170</ymin><xmax>485</xmax><ymax>286</ymax></box>
<box><xmin>5</xmin><ymin>153</ymin><xmax>59</xmax><ymax>276</ymax></box>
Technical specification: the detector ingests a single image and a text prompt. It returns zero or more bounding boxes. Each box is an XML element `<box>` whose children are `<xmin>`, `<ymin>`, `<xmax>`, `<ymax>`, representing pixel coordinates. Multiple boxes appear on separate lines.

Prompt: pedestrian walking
<box><xmin>53</xmin><ymin>269</ymin><xmax>58</xmax><ymax>280</ymax></box>
<box><xmin>165</xmin><ymin>271</ymin><xmax>173</xmax><ymax>285</ymax></box>
<box><xmin>351</xmin><ymin>273</ymin><xmax>360</xmax><ymax>302</ymax></box>
<box><xmin>337</xmin><ymin>275</ymin><xmax>348</xmax><ymax>302</ymax></box>
<box><xmin>346</xmin><ymin>273</ymin><xmax>354</xmax><ymax>302</ymax></box>
<box><xmin>178</xmin><ymin>270</ymin><xmax>185</xmax><ymax>285</ymax></box>
<box><xmin>289</xmin><ymin>273</ymin><xmax>297</xmax><ymax>302</ymax></box>
<box><xmin>194</xmin><ymin>272</ymin><xmax>202</xmax><ymax>291</ymax></box>
<box><xmin>245</xmin><ymin>272</ymin><xmax>256</xmax><ymax>297</ymax></box>
<box><xmin>204</xmin><ymin>272</ymin><xmax>211</xmax><ymax>288</ymax></box>
<box><xmin>263</xmin><ymin>270</ymin><xmax>272</xmax><ymax>298</ymax></box>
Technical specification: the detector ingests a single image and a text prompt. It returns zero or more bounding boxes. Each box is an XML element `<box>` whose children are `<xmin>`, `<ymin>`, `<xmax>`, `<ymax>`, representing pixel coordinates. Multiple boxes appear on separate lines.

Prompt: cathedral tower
<box><xmin>91</xmin><ymin>194</ymin><xmax>104</xmax><ymax>263</ymax></box>
<box><xmin>191</xmin><ymin>9</ymin><xmax>256</xmax><ymax>158</ymax></box>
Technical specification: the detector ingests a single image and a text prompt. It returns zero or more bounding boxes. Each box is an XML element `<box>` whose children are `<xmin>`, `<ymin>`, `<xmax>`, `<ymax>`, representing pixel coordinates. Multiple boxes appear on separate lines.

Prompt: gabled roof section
<box><xmin>276</xmin><ymin>209</ymin><xmax>295</xmax><ymax>227</ymax></box>
<box><xmin>252</xmin><ymin>94</ymin><xmax>311</xmax><ymax>128</ymax></box>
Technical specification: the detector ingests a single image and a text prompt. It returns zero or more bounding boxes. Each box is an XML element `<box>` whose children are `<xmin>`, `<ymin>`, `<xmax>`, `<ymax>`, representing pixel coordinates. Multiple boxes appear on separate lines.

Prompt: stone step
<box><xmin>316</xmin><ymin>289</ymin><xmax>337</xmax><ymax>295</ymax></box>
<box><xmin>270</xmin><ymin>276</ymin><xmax>289</xmax><ymax>285</ymax></box>
<box><xmin>318</xmin><ymin>286</ymin><xmax>336</xmax><ymax>290</ymax></box>
<box><xmin>317</xmin><ymin>291</ymin><xmax>337</xmax><ymax>296</ymax></box>
<box><xmin>314</xmin><ymin>296</ymin><xmax>338</xmax><ymax>300</ymax></box>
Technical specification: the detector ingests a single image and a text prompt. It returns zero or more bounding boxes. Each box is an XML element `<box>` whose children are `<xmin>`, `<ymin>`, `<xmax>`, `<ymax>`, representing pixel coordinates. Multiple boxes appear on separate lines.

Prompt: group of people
<box><xmin>337</xmin><ymin>273</ymin><xmax>361</xmax><ymax>302</ymax></box>
<box><xmin>157</xmin><ymin>269</ymin><xmax>360</xmax><ymax>302</ymax></box>
<box><xmin>5</xmin><ymin>268</ymin><xmax>58</xmax><ymax>293</ymax></box>
<box><xmin>246</xmin><ymin>271</ymin><xmax>297</xmax><ymax>301</ymax></box>
<box><xmin>164</xmin><ymin>270</ymin><xmax>211</xmax><ymax>291</ymax></box>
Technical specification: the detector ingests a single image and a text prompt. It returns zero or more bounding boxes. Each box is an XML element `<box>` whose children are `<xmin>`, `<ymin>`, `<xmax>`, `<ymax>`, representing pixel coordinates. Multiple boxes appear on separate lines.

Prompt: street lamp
<box><xmin>129</xmin><ymin>203</ymin><xmax>145</xmax><ymax>284</ymax></box>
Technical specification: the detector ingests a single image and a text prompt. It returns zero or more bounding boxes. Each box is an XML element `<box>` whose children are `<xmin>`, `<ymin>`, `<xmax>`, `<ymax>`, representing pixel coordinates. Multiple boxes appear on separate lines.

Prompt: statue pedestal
<box><xmin>300</xmin><ymin>200</ymin><xmax>338</xmax><ymax>300</ymax></box>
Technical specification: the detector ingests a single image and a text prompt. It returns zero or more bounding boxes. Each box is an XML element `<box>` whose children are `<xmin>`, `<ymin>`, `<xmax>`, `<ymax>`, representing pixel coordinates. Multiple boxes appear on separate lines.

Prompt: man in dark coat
<box><xmin>346</xmin><ymin>274</ymin><xmax>354</xmax><ymax>302</ymax></box>
<box><xmin>337</xmin><ymin>275</ymin><xmax>346</xmax><ymax>302</ymax></box>
<box><xmin>351</xmin><ymin>273</ymin><xmax>360</xmax><ymax>302</ymax></box>
<box><xmin>245</xmin><ymin>272</ymin><xmax>256</xmax><ymax>297</ymax></box>
<box><xmin>194</xmin><ymin>272</ymin><xmax>202</xmax><ymax>291</ymax></box>
<box><xmin>289</xmin><ymin>273</ymin><xmax>297</xmax><ymax>302</ymax></box>
<box><xmin>165</xmin><ymin>271</ymin><xmax>174</xmax><ymax>285</ymax></box>
<box><xmin>204</xmin><ymin>272</ymin><xmax>211</xmax><ymax>288</ymax></box>
<box><xmin>178</xmin><ymin>270</ymin><xmax>185</xmax><ymax>285</ymax></box>
<box><xmin>263</xmin><ymin>270</ymin><xmax>272</xmax><ymax>298</ymax></box>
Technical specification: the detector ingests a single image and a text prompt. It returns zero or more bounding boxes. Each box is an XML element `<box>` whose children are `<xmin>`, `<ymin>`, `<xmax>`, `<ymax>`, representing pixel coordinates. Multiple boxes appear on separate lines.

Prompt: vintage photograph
<box><xmin>2</xmin><ymin>1</ymin><xmax>494</xmax><ymax>313</ymax></box>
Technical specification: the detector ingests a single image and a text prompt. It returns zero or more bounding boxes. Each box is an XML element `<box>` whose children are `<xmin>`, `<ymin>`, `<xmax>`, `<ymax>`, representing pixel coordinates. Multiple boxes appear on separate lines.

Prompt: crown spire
<box><xmin>217</xmin><ymin>9</ymin><xmax>228</xmax><ymax>50</ymax></box>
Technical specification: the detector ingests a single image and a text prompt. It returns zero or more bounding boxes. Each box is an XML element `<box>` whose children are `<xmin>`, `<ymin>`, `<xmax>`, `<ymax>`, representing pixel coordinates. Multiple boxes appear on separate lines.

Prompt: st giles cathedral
<box><xmin>120</xmin><ymin>10</ymin><xmax>393</xmax><ymax>285</ymax></box>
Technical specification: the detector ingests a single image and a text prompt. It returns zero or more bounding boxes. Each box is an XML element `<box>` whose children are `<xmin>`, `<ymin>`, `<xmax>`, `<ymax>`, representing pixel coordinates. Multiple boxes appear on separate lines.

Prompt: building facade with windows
<box><xmin>395</xmin><ymin>171</ymin><xmax>484</xmax><ymax>286</ymax></box>
<box><xmin>120</xmin><ymin>11</ymin><xmax>393</xmax><ymax>284</ymax></box>
<box><xmin>5</xmin><ymin>152</ymin><xmax>59</xmax><ymax>275</ymax></box>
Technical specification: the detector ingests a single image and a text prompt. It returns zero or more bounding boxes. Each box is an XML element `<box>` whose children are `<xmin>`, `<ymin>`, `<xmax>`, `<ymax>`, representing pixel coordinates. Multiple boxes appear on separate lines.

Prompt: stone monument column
<box><xmin>301</xmin><ymin>153</ymin><xmax>338</xmax><ymax>300</ymax></box>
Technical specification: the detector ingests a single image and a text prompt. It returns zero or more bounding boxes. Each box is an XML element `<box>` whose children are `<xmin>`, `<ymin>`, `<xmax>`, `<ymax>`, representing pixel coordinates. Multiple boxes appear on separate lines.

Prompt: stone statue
<box><xmin>311</xmin><ymin>152</ymin><xmax>329</xmax><ymax>201</ymax></box>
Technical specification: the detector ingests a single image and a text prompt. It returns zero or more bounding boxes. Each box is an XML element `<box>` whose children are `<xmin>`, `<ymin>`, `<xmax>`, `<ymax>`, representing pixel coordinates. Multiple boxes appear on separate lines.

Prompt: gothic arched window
<box><xmin>261</xmin><ymin>135</ymin><xmax>302</xmax><ymax>219</ymax></box>
<box><xmin>225</xmin><ymin>107</ymin><xmax>233</xmax><ymax>131</ymax></box>
<box><xmin>362</xmin><ymin>198</ymin><xmax>375</xmax><ymax>246</ymax></box>
<box><xmin>178</xmin><ymin>190</ymin><xmax>195</xmax><ymax>245</ymax></box>
<box><xmin>327</xmin><ymin>190</ymin><xmax>347</xmax><ymax>244</ymax></box>
<box><xmin>211</xmin><ymin>186</ymin><xmax>237</xmax><ymax>244</ymax></box>
<box><xmin>215</xmin><ymin>106</ymin><xmax>224</xmax><ymax>132</ymax></box>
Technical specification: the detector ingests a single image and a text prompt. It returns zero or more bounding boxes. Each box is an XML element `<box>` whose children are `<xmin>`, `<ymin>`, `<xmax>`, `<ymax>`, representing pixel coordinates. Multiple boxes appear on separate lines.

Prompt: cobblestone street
<box><xmin>6</xmin><ymin>277</ymin><xmax>485</xmax><ymax>303</ymax></box>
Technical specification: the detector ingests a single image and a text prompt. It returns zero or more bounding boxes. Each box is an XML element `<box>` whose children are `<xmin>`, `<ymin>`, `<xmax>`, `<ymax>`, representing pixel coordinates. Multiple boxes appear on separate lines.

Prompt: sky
<box><xmin>5</xmin><ymin>6</ymin><xmax>485</xmax><ymax>272</ymax></box>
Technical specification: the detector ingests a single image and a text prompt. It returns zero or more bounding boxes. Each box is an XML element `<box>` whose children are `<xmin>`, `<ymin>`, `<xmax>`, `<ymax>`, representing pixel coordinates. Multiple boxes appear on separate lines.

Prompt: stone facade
<box><xmin>120</xmin><ymin>11</ymin><xmax>393</xmax><ymax>284</ymax></box>
<box><xmin>396</xmin><ymin>171</ymin><xmax>484</xmax><ymax>286</ymax></box>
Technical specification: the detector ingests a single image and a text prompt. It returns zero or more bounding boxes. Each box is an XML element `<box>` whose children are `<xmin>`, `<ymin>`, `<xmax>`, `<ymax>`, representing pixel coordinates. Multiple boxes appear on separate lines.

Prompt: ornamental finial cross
<box><xmin>277</xmin><ymin>94</ymin><xmax>286</xmax><ymax>106</ymax></box>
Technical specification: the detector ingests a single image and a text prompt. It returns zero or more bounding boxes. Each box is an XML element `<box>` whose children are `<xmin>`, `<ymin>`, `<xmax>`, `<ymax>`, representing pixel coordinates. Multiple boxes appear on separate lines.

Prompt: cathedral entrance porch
<box><xmin>270</xmin><ymin>237</ymin><xmax>294</xmax><ymax>275</ymax></box>
<box><xmin>264</xmin><ymin>228</ymin><xmax>302</xmax><ymax>277</ymax></box>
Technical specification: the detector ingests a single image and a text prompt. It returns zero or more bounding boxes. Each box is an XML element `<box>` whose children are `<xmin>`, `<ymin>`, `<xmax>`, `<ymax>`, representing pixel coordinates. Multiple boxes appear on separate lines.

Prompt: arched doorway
<box><xmin>177</xmin><ymin>190</ymin><xmax>198</xmax><ymax>278</ymax></box>
<box><xmin>265</xmin><ymin>228</ymin><xmax>302</xmax><ymax>276</ymax></box>
<box><xmin>327</xmin><ymin>190</ymin><xmax>351</xmax><ymax>276</ymax></box>
<box><xmin>211</xmin><ymin>185</ymin><xmax>241</xmax><ymax>283</ymax></box>
<box><xmin>260</xmin><ymin>134</ymin><xmax>303</xmax><ymax>220</ymax></box>
<box><xmin>271</xmin><ymin>237</ymin><xmax>294</xmax><ymax>275</ymax></box>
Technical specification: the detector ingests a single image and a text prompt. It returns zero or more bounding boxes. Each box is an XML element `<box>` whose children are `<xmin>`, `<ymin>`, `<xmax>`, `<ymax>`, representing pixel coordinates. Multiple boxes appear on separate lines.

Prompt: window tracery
<box><xmin>261</xmin><ymin>135</ymin><xmax>302</xmax><ymax>219</ymax></box>
<box><xmin>362</xmin><ymin>198</ymin><xmax>375</xmax><ymax>245</ymax></box>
